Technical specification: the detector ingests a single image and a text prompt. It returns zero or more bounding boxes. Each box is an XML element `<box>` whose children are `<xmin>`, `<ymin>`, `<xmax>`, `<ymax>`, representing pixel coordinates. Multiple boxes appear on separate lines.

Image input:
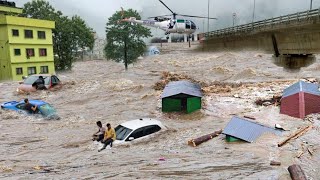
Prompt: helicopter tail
<box><xmin>118</xmin><ymin>8</ymin><xmax>138</xmax><ymax>24</ymax></box>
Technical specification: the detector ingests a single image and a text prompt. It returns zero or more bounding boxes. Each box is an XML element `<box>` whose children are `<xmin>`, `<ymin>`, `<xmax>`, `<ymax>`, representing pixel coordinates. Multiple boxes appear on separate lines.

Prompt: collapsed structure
<box><xmin>161</xmin><ymin>81</ymin><xmax>202</xmax><ymax>114</ymax></box>
<box><xmin>222</xmin><ymin>116</ymin><xmax>281</xmax><ymax>143</ymax></box>
<box><xmin>280</xmin><ymin>81</ymin><xmax>320</xmax><ymax>119</ymax></box>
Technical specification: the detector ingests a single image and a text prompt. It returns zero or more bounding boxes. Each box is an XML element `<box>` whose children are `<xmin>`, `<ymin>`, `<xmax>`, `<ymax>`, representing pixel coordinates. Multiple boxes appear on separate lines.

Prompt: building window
<box><xmin>12</xmin><ymin>29</ymin><xmax>19</xmax><ymax>37</ymax></box>
<box><xmin>40</xmin><ymin>66</ymin><xmax>49</xmax><ymax>73</ymax></box>
<box><xmin>24</xmin><ymin>30</ymin><xmax>33</xmax><ymax>38</ymax></box>
<box><xmin>26</xmin><ymin>48</ymin><xmax>35</xmax><ymax>57</ymax></box>
<box><xmin>27</xmin><ymin>67</ymin><xmax>36</xmax><ymax>75</ymax></box>
<box><xmin>14</xmin><ymin>49</ymin><xmax>21</xmax><ymax>56</ymax></box>
<box><xmin>16</xmin><ymin>68</ymin><xmax>23</xmax><ymax>75</ymax></box>
<box><xmin>37</xmin><ymin>31</ymin><xmax>46</xmax><ymax>39</ymax></box>
<box><xmin>39</xmin><ymin>48</ymin><xmax>47</xmax><ymax>56</ymax></box>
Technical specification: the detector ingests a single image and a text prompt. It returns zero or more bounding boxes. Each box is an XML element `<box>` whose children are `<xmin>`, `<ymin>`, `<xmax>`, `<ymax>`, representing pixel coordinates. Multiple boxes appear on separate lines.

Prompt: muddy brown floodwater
<box><xmin>0</xmin><ymin>45</ymin><xmax>320</xmax><ymax>179</ymax></box>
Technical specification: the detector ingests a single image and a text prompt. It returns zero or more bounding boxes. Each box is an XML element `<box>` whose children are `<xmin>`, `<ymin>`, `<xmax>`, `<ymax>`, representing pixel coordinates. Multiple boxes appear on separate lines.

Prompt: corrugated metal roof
<box><xmin>282</xmin><ymin>81</ymin><xmax>320</xmax><ymax>98</ymax></box>
<box><xmin>161</xmin><ymin>81</ymin><xmax>202</xmax><ymax>98</ymax></box>
<box><xmin>222</xmin><ymin>116</ymin><xmax>281</xmax><ymax>143</ymax></box>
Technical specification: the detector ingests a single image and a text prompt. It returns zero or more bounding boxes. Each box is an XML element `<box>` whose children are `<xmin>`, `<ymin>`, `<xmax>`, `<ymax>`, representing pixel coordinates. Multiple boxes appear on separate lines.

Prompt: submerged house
<box><xmin>222</xmin><ymin>116</ymin><xmax>281</xmax><ymax>143</ymax></box>
<box><xmin>280</xmin><ymin>81</ymin><xmax>320</xmax><ymax>119</ymax></box>
<box><xmin>161</xmin><ymin>81</ymin><xmax>202</xmax><ymax>114</ymax></box>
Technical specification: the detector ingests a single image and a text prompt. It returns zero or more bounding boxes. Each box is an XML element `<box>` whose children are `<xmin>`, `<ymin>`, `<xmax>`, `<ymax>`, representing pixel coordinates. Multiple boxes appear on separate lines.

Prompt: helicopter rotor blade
<box><xmin>148</xmin><ymin>14</ymin><xmax>172</xmax><ymax>19</ymax></box>
<box><xmin>177</xmin><ymin>14</ymin><xmax>217</xmax><ymax>20</ymax></box>
<box><xmin>159</xmin><ymin>0</ymin><xmax>175</xmax><ymax>14</ymax></box>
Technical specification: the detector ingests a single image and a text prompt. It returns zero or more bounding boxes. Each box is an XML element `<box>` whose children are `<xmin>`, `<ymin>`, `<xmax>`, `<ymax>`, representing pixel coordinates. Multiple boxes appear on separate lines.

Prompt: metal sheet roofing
<box><xmin>161</xmin><ymin>80</ymin><xmax>202</xmax><ymax>98</ymax></box>
<box><xmin>222</xmin><ymin>116</ymin><xmax>281</xmax><ymax>143</ymax></box>
<box><xmin>282</xmin><ymin>81</ymin><xmax>320</xmax><ymax>98</ymax></box>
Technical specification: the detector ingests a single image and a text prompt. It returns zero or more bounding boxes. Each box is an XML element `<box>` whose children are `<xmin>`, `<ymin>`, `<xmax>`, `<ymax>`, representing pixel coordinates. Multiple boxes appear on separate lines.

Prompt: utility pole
<box><xmin>203</xmin><ymin>18</ymin><xmax>205</xmax><ymax>33</ymax></box>
<box><xmin>252</xmin><ymin>0</ymin><xmax>256</xmax><ymax>29</ymax></box>
<box><xmin>310</xmin><ymin>0</ymin><xmax>313</xmax><ymax>10</ymax></box>
<box><xmin>232</xmin><ymin>13</ymin><xmax>236</xmax><ymax>27</ymax></box>
<box><xmin>207</xmin><ymin>0</ymin><xmax>210</xmax><ymax>35</ymax></box>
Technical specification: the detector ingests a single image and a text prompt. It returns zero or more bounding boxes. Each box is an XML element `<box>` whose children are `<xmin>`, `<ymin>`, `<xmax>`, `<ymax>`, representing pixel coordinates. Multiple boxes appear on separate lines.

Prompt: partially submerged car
<box><xmin>17</xmin><ymin>74</ymin><xmax>62</xmax><ymax>93</ymax></box>
<box><xmin>113</xmin><ymin>118</ymin><xmax>167</xmax><ymax>145</ymax></box>
<box><xmin>146</xmin><ymin>46</ymin><xmax>160</xmax><ymax>56</ymax></box>
<box><xmin>1</xmin><ymin>99</ymin><xmax>59</xmax><ymax>119</ymax></box>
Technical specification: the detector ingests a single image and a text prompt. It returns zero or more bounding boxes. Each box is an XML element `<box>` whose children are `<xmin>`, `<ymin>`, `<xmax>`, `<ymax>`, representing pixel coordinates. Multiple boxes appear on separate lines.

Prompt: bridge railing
<box><xmin>205</xmin><ymin>8</ymin><xmax>320</xmax><ymax>38</ymax></box>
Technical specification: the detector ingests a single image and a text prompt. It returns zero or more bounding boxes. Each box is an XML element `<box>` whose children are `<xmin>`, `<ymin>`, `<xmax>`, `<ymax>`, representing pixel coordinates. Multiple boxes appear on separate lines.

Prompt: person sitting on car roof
<box><xmin>92</xmin><ymin>121</ymin><xmax>106</xmax><ymax>142</ymax></box>
<box><xmin>24</xmin><ymin>98</ymin><xmax>37</xmax><ymax>114</ymax></box>
<box><xmin>32</xmin><ymin>76</ymin><xmax>46</xmax><ymax>90</ymax></box>
<box><xmin>98</xmin><ymin>123</ymin><xmax>116</xmax><ymax>152</ymax></box>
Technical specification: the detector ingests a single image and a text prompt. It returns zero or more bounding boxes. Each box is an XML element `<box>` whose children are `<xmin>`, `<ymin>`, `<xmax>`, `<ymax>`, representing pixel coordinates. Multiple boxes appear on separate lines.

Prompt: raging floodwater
<box><xmin>0</xmin><ymin>47</ymin><xmax>320</xmax><ymax>179</ymax></box>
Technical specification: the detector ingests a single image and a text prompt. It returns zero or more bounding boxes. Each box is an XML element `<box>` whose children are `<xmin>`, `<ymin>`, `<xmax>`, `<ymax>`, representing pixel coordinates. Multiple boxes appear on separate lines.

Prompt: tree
<box><xmin>22</xmin><ymin>0</ymin><xmax>94</xmax><ymax>70</ymax></box>
<box><xmin>71</xmin><ymin>15</ymin><xmax>95</xmax><ymax>60</ymax></box>
<box><xmin>104</xmin><ymin>9</ymin><xmax>151</xmax><ymax>70</ymax></box>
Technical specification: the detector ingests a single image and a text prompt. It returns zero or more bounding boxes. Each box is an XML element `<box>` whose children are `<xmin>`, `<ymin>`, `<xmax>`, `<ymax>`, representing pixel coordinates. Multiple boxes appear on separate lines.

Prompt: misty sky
<box><xmin>13</xmin><ymin>0</ymin><xmax>320</xmax><ymax>38</ymax></box>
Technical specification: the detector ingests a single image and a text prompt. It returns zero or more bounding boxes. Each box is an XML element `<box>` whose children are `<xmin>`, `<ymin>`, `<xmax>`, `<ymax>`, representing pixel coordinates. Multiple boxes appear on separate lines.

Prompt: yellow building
<box><xmin>0</xmin><ymin>2</ymin><xmax>55</xmax><ymax>81</ymax></box>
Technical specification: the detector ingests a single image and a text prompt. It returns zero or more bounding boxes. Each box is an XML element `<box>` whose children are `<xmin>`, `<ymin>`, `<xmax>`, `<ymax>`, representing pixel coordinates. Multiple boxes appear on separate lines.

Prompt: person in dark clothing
<box><xmin>24</xmin><ymin>98</ymin><xmax>37</xmax><ymax>114</ymax></box>
<box><xmin>92</xmin><ymin>121</ymin><xmax>106</xmax><ymax>142</ymax></box>
<box><xmin>32</xmin><ymin>76</ymin><xmax>46</xmax><ymax>90</ymax></box>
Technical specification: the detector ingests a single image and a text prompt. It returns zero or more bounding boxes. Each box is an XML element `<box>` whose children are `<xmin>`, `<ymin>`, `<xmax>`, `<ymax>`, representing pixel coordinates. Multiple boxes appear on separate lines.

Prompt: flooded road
<box><xmin>0</xmin><ymin>47</ymin><xmax>320</xmax><ymax>179</ymax></box>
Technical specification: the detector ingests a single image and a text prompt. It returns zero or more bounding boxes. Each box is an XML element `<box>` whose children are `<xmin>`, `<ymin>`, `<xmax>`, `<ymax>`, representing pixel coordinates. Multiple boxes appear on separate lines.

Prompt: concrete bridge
<box><xmin>201</xmin><ymin>8</ymin><xmax>320</xmax><ymax>56</ymax></box>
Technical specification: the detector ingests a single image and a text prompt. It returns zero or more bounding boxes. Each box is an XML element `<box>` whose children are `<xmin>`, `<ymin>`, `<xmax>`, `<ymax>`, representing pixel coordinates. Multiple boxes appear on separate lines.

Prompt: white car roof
<box><xmin>120</xmin><ymin>118</ymin><xmax>164</xmax><ymax>130</ymax></box>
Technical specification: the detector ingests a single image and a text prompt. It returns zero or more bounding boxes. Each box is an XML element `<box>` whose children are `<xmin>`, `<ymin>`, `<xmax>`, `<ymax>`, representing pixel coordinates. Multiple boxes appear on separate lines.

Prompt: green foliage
<box><xmin>71</xmin><ymin>15</ymin><xmax>95</xmax><ymax>51</ymax></box>
<box><xmin>104</xmin><ymin>9</ymin><xmax>151</xmax><ymax>70</ymax></box>
<box><xmin>22</xmin><ymin>0</ymin><xmax>95</xmax><ymax>70</ymax></box>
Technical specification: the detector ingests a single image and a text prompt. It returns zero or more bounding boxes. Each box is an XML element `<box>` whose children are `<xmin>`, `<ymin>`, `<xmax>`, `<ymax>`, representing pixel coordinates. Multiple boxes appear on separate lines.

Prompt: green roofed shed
<box><xmin>161</xmin><ymin>81</ymin><xmax>202</xmax><ymax>114</ymax></box>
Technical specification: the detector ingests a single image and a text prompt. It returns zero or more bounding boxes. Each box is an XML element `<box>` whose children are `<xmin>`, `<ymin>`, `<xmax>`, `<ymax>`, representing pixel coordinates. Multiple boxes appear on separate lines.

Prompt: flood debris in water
<box><xmin>270</xmin><ymin>160</ymin><xmax>281</xmax><ymax>166</ymax></box>
<box><xmin>153</xmin><ymin>71</ymin><xmax>199</xmax><ymax>90</ymax></box>
<box><xmin>255</xmin><ymin>95</ymin><xmax>281</xmax><ymax>106</ymax></box>
<box><xmin>188</xmin><ymin>129</ymin><xmax>222</xmax><ymax>147</ymax></box>
<box><xmin>153</xmin><ymin>71</ymin><xmax>243</xmax><ymax>94</ymax></box>
<box><xmin>277</xmin><ymin>125</ymin><xmax>313</xmax><ymax>147</ymax></box>
<box><xmin>222</xmin><ymin>116</ymin><xmax>282</xmax><ymax>143</ymax></box>
<box><xmin>288</xmin><ymin>164</ymin><xmax>308</xmax><ymax>180</ymax></box>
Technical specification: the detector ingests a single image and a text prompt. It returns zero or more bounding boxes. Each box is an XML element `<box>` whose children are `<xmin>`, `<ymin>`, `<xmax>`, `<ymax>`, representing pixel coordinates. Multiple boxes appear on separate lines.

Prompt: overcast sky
<box><xmin>13</xmin><ymin>0</ymin><xmax>320</xmax><ymax>38</ymax></box>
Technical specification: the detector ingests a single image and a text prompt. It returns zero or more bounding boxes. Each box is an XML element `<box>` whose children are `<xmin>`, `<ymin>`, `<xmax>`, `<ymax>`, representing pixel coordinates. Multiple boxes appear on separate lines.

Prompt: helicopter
<box><xmin>120</xmin><ymin>0</ymin><xmax>217</xmax><ymax>41</ymax></box>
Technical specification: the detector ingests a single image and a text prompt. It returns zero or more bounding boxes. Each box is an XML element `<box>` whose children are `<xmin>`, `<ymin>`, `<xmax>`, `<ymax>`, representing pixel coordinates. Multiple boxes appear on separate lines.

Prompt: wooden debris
<box><xmin>244</xmin><ymin>116</ymin><xmax>256</xmax><ymax>120</ymax></box>
<box><xmin>0</xmin><ymin>166</ymin><xmax>13</xmax><ymax>172</ymax></box>
<box><xmin>270</xmin><ymin>160</ymin><xmax>281</xmax><ymax>166</ymax></box>
<box><xmin>188</xmin><ymin>129</ymin><xmax>222</xmax><ymax>147</ymax></box>
<box><xmin>288</xmin><ymin>164</ymin><xmax>307</xmax><ymax>180</ymax></box>
<box><xmin>278</xmin><ymin>126</ymin><xmax>313</xmax><ymax>147</ymax></box>
<box><xmin>33</xmin><ymin>166</ymin><xmax>42</xmax><ymax>170</ymax></box>
<box><xmin>255</xmin><ymin>95</ymin><xmax>282</xmax><ymax>106</ymax></box>
<box><xmin>296</xmin><ymin>151</ymin><xmax>304</xmax><ymax>158</ymax></box>
<box><xmin>293</xmin><ymin>126</ymin><xmax>313</xmax><ymax>140</ymax></box>
<box><xmin>307</xmin><ymin>147</ymin><xmax>313</xmax><ymax>156</ymax></box>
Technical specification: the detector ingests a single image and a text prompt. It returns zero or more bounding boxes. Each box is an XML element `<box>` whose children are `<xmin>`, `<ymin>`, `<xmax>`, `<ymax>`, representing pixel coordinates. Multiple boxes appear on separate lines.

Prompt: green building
<box><xmin>0</xmin><ymin>1</ymin><xmax>55</xmax><ymax>81</ymax></box>
<box><xmin>161</xmin><ymin>81</ymin><xmax>202</xmax><ymax>114</ymax></box>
